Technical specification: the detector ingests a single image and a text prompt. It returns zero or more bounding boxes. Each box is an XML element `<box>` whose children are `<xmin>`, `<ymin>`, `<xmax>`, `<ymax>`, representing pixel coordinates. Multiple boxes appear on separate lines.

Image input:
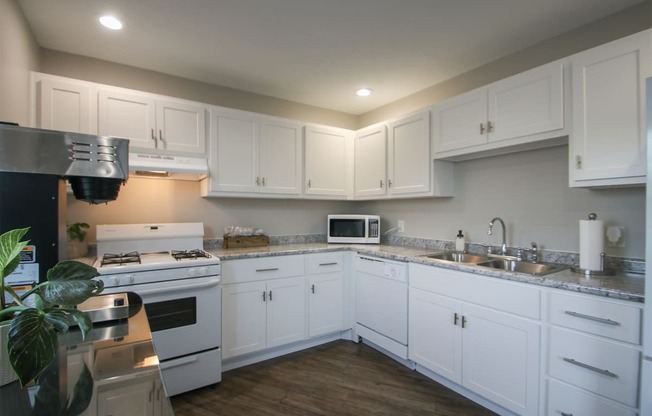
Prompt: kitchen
<box><xmin>0</xmin><ymin>0</ymin><xmax>650</xmax><ymax>415</ymax></box>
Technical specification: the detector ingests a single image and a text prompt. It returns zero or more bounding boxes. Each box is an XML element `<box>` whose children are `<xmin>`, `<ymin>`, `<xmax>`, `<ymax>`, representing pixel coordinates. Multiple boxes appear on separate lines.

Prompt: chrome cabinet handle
<box><xmin>388</xmin><ymin>179</ymin><xmax>392</xmax><ymax>188</ymax></box>
<box><xmin>453</xmin><ymin>313</ymin><xmax>459</xmax><ymax>326</ymax></box>
<box><xmin>564</xmin><ymin>311</ymin><xmax>620</xmax><ymax>326</ymax></box>
<box><xmin>562</xmin><ymin>357</ymin><xmax>617</xmax><ymax>378</ymax></box>
<box><xmin>261</xmin><ymin>177</ymin><xmax>265</xmax><ymax>186</ymax></box>
<box><xmin>256</xmin><ymin>268</ymin><xmax>279</xmax><ymax>272</ymax></box>
<box><xmin>307</xmin><ymin>179</ymin><xmax>312</xmax><ymax>188</ymax></box>
<box><xmin>461</xmin><ymin>316</ymin><xmax>467</xmax><ymax>328</ymax></box>
<box><xmin>158</xmin><ymin>129</ymin><xmax>165</xmax><ymax>142</ymax></box>
<box><xmin>380</xmin><ymin>179</ymin><xmax>384</xmax><ymax>188</ymax></box>
<box><xmin>560</xmin><ymin>412</ymin><xmax>573</xmax><ymax>416</ymax></box>
<box><xmin>269</xmin><ymin>290</ymin><xmax>273</xmax><ymax>301</ymax></box>
<box><xmin>256</xmin><ymin>177</ymin><xmax>260</xmax><ymax>186</ymax></box>
<box><xmin>262</xmin><ymin>291</ymin><xmax>266</xmax><ymax>301</ymax></box>
<box><xmin>151</xmin><ymin>128</ymin><xmax>156</xmax><ymax>142</ymax></box>
<box><xmin>487</xmin><ymin>121</ymin><xmax>494</xmax><ymax>133</ymax></box>
<box><xmin>575</xmin><ymin>155</ymin><xmax>582</xmax><ymax>169</ymax></box>
<box><xmin>311</xmin><ymin>284</ymin><xmax>315</xmax><ymax>294</ymax></box>
<box><xmin>319</xmin><ymin>262</ymin><xmax>338</xmax><ymax>266</ymax></box>
<box><xmin>480</xmin><ymin>123</ymin><xmax>485</xmax><ymax>135</ymax></box>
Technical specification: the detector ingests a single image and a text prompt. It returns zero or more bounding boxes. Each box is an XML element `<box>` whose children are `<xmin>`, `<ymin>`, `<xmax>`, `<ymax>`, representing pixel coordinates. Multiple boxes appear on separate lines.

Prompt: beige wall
<box><xmin>358</xmin><ymin>0</ymin><xmax>652</xmax><ymax>127</ymax></box>
<box><xmin>0</xmin><ymin>0</ymin><xmax>39</xmax><ymax>125</ymax></box>
<box><xmin>358</xmin><ymin>146</ymin><xmax>645</xmax><ymax>258</ymax></box>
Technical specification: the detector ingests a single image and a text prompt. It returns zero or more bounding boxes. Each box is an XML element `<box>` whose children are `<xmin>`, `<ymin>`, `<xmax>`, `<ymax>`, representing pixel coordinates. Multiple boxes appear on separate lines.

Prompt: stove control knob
<box><xmin>121</xmin><ymin>274</ymin><xmax>135</xmax><ymax>285</ymax></box>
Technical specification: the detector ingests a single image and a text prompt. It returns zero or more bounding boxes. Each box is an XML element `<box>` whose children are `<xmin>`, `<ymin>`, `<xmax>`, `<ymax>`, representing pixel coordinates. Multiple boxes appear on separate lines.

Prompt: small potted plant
<box><xmin>67</xmin><ymin>222</ymin><xmax>90</xmax><ymax>259</ymax></box>
<box><xmin>0</xmin><ymin>227</ymin><xmax>103</xmax><ymax>387</ymax></box>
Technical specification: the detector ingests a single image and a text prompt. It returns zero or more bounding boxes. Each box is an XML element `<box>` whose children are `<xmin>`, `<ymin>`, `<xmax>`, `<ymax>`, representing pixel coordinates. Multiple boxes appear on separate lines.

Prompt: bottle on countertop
<box><xmin>455</xmin><ymin>230</ymin><xmax>465</xmax><ymax>252</ymax></box>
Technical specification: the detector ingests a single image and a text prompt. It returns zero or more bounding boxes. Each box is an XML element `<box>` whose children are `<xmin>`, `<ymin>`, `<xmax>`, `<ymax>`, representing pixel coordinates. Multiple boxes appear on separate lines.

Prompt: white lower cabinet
<box><xmin>544</xmin><ymin>290</ymin><xmax>642</xmax><ymax>414</ymax></box>
<box><xmin>307</xmin><ymin>253</ymin><xmax>344</xmax><ymax>337</ymax></box>
<box><xmin>221</xmin><ymin>256</ymin><xmax>307</xmax><ymax>359</ymax></box>
<box><xmin>409</xmin><ymin>264</ymin><xmax>541</xmax><ymax>416</ymax></box>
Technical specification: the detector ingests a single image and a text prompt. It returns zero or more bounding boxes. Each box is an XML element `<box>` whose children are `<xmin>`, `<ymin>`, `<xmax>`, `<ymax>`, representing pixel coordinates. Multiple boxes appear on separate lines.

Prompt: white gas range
<box><xmin>93</xmin><ymin>223</ymin><xmax>221</xmax><ymax>396</ymax></box>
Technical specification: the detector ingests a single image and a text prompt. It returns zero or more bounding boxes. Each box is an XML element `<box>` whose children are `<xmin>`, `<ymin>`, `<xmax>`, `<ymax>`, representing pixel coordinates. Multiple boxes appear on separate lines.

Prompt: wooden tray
<box><xmin>223</xmin><ymin>235</ymin><xmax>269</xmax><ymax>249</ymax></box>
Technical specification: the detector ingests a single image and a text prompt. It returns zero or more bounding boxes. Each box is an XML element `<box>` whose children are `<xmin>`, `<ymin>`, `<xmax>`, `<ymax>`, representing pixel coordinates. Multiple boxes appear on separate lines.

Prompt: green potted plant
<box><xmin>0</xmin><ymin>227</ymin><xmax>103</xmax><ymax>386</ymax></box>
<box><xmin>67</xmin><ymin>222</ymin><xmax>90</xmax><ymax>259</ymax></box>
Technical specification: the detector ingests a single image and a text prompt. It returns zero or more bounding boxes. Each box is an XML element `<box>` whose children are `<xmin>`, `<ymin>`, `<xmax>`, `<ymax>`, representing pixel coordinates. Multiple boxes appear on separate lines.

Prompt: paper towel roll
<box><xmin>579</xmin><ymin>219</ymin><xmax>604</xmax><ymax>271</ymax></box>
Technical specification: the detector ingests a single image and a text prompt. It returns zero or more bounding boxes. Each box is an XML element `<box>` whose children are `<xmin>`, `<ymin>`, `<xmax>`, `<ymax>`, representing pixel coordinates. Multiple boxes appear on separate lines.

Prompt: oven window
<box><xmin>330</xmin><ymin>219</ymin><xmax>365</xmax><ymax>238</ymax></box>
<box><xmin>144</xmin><ymin>297</ymin><xmax>197</xmax><ymax>332</ymax></box>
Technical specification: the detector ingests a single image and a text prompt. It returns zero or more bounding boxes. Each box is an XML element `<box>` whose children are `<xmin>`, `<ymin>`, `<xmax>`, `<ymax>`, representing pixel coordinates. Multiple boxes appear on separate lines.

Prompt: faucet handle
<box><xmin>530</xmin><ymin>242</ymin><xmax>538</xmax><ymax>263</ymax></box>
<box><xmin>516</xmin><ymin>248</ymin><xmax>524</xmax><ymax>261</ymax></box>
<box><xmin>481</xmin><ymin>243</ymin><xmax>492</xmax><ymax>255</ymax></box>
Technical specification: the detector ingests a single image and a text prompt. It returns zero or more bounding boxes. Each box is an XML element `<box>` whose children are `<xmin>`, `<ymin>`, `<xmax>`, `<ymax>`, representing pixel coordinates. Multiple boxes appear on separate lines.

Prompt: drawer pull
<box><xmin>256</xmin><ymin>268</ymin><xmax>280</xmax><ymax>272</ymax></box>
<box><xmin>564</xmin><ymin>310</ymin><xmax>620</xmax><ymax>326</ymax></box>
<box><xmin>319</xmin><ymin>262</ymin><xmax>338</xmax><ymax>266</ymax></box>
<box><xmin>562</xmin><ymin>357</ymin><xmax>617</xmax><ymax>378</ymax></box>
<box><xmin>560</xmin><ymin>412</ymin><xmax>573</xmax><ymax>416</ymax></box>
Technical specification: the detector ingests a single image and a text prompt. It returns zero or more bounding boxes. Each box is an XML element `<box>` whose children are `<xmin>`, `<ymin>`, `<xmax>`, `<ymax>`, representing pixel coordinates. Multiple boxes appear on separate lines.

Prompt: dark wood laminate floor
<box><xmin>171</xmin><ymin>341</ymin><xmax>497</xmax><ymax>416</ymax></box>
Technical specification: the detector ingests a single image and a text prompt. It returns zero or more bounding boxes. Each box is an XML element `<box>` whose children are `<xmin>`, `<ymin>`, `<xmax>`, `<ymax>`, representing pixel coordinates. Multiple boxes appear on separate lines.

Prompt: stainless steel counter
<box><xmin>0</xmin><ymin>293</ymin><xmax>174</xmax><ymax>415</ymax></box>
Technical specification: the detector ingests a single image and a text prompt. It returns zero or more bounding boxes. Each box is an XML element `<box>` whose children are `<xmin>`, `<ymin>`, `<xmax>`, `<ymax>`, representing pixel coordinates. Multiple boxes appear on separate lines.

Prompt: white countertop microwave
<box><xmin>327</xmin><ymin>215</ymin><xmax>380</xmax><ymax>244</ymax></box>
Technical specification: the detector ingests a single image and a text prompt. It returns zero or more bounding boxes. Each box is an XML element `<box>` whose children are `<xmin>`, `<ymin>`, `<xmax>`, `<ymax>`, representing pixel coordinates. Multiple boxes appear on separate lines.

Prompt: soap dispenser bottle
<box><xmin>455</xmin><ymin>230</ymin><xmax>465</xmax><ymax>252</ymax></box>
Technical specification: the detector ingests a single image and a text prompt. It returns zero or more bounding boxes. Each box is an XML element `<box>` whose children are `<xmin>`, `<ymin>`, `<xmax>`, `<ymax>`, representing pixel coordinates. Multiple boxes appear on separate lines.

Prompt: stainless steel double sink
<box><xmin>420</xmin><ymin>252</ymin><xmax>568</xmax><ymax>276</ymax></box>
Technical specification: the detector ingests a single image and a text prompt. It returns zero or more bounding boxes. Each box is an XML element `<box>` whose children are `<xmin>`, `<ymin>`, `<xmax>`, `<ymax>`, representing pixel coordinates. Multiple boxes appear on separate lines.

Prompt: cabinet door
<box><xmin>98</xmin><ymin>88</ymin><xmax>157</xmax><ymax>148</ymax></box>
<box><xmin>408</xmin><ymin>288</ymin><xmax>462</xmax><ymax>384</ymax></box>
<box><xmin>432</xmin><ymin>88</ymin><xmax>487</xmax><ymax>153</ymax></box>
<box><xmin>266</xmin><ymin>277</ymin><xmax>306</xmax><ymax>348</ymax></box>
<box><xmin>354</xmin><ymin>124</ymin><xmax>387</xmax><ymax>198</ymax></box>
<box><xmin>388</xmin><ymin>110</ymin><xmax>431</xmax><ymax>195</ymax></box>
<box><xmin>304</xmin><ymin>125</ymin><xmax>353</xmax><ymax>197</ymax></box>
<box><xmin>156</xmin><ymin>99</ymin><xmax>206</xmax><ymax>154</ymax></box>
<box><xmin>308</xmin><ymin>272</ymin><xmax>344</xmax><ymax>337</ymax></box>
<box><xmin>97</xmin><ymin>379</ymin><xmax>155</xmax><ymax>416</ymax></box>
<box><xmin>222</xmin><ymin>281</ymin><xmax>267</xmax><ymax>359</ymax></box>
<box><xmin>570</xmin><ymin>30</ymin><xmax>650</xmax><ymax>186</ymax></box>
<box><xmin>487</xmin><ymin>60</ymin><xmax>563</xmax><ymax>143</ymax></box>
<box><xmin>462</xmin><ymin>303</ymin><xmax>540</xmax><ymax>416</ymax></box>
<box><xmin>36</xmin><ymin>78</ymin><xmax>93</xmax><ymax>134</ymax></box>
<box><xmin>211</xmin><ymin>109</ymin><xmax>259</xmax><ymax>193</ymax></box>
<box><xmin>259</xmin><ymin>118</ymin><xmax>302</xmax><ymax>195</ymax></box>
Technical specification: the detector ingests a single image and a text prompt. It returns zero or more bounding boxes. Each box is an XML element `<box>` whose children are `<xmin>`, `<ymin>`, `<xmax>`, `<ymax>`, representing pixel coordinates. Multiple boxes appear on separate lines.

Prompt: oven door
<box><xmin>104</xmin><ymin>275</ymin><xmax>221</xmax><ymax>361</ymax></box>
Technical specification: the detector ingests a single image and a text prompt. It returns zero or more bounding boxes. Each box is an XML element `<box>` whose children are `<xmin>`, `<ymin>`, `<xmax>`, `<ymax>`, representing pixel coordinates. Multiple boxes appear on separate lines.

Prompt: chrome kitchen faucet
<box><xmin>488</xmin><ymin>217</ymin><xmax>507</xmax><ymax>256</ymax></box>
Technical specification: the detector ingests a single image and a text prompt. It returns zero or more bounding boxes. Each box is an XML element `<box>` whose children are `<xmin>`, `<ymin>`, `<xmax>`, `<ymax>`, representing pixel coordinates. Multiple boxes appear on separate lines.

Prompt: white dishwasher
<box><xmin>355</xmin><ymin>255</ymin><xmax>408</xmax><ymax>359</ymax></box>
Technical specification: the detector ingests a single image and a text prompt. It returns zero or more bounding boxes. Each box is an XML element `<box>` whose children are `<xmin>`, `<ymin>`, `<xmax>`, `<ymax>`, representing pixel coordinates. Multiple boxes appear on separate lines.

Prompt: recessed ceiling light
<box><xmin>356</xmin><ymin>88</ymin><xmax>373</xmax><ymax>97</ymax></box>
<box><xmin>99</xmin><ymin>15</ymin><xmax>123</xmax><ymax>30</ymax></box>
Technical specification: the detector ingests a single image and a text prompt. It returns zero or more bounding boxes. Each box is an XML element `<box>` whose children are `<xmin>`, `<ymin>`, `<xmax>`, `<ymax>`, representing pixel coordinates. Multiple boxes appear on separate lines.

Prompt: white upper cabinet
<box><xmin>304</xmin><ymin>124</ymin><xmax>354</xmax><ymax>199</ymax></box>
<box><xmin>355</xmin><ymin>110</ymin><xmax>454</xmax><ymax>200</ymax></box>
<box><xmin>202</xmin><ymin>108</ymin><xmax>302</xmax><ymax>197</ymax></box>
<box><xmin>98</xmin><ymin>87</ymin><xmax>207</xmax><ymax>155</ymax></box>
<box><xmin>33</xmin><ymin>75</ymin><xmax>95</xmax><ymax>134</ymax></box>
<box><xmin>354</xmin><ymin>123</ymin><xmax>387</xmax><ymax>198</ymax></box>
<box><xmin>569</xmin><ymin>29</ymin><xmax>651</xmax><ymax>187</ymax></box>
<box><xmin>433</xmin><ymin>59</ymin><xmax>566</xmax><ymax>160</ymax></box>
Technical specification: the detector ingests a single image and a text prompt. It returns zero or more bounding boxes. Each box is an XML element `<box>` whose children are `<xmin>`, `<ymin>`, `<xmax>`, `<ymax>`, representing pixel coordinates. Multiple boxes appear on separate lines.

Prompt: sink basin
<box><xmin>475</xmin><ymin>259</ymin><xmax>567</xmax><ymax>276</ymax></box>
<box><xmin>421</xmin><ymin>252</ymin><xmax>490</xmax><ymax>263</ymax></box>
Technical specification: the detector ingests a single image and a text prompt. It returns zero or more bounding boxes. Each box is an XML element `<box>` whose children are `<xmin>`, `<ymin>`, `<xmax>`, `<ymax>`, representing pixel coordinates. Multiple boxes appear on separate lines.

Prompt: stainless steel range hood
<box><xmin>0</xmin><ymin>124</ymin><xmax>129</xmax><ymax>204</ymax></box>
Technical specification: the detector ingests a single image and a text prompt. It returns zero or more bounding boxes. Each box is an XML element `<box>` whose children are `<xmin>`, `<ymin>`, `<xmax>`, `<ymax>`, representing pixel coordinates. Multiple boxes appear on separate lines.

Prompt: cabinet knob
<box><xmin>388</xmin><ymin>179</ymin><xmax>393</xmax><ymax>188</ymax></box>
<box><xmin>487</xmin><ymin>121</ymin><xmax>494</xmax><ymax>133</ymax></box>
<box><xmin>480</xmin><ymin>123</ymin><xmax>485</xmax><ymax>135</ymax></box>
<box><xmin>307</xmin><ymin>179</ymin><xmax>312</xmax><ymax>188</ymax></box>
<box><xmin>380</xmin><ymin>179</ymin><xmax>384</xmax><ymax>188</ymax></box>
<box><xmin>575</xmin><ymin>155</ymin><xmax>582</xmax><ymax>169</ymax></box>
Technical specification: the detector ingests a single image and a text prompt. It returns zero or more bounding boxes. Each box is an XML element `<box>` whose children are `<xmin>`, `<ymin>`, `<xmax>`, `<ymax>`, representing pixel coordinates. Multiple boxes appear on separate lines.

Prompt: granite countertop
<box><xmin>208</xmin><ymin>243</ymin><xmax>645</xmax><ymax>303</ymax></box>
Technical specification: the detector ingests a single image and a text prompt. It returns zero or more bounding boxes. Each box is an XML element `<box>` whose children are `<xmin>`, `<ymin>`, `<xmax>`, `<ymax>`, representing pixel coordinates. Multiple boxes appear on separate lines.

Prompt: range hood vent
<box><xmin>129</xmin><ymin>152</ymin><xmax>209</xmax><ymax>180</ymax></box>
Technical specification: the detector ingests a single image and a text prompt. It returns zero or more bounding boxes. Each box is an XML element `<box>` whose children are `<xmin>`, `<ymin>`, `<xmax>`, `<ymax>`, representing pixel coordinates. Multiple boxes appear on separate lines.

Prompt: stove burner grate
<box><xmin>101</xmin><ymin>251</ymin><xmax>141</xmax><ymax>266</ymax></box>
<box><xmin>171</xmin><ymin>249</ymin><xmax>211</xmax><ymax>261</ymax></box>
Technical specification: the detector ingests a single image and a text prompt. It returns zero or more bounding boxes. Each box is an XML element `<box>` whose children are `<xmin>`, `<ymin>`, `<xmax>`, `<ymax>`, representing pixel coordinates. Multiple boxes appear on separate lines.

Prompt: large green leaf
<box><xmin>7</xmin><ymin>308</ymin><xmax>58</xmax><ymax>386</ymax></box>
<box><xmin>46</xmin><ymin>308</ymin><xmax>93</xmax><ymax>340</ymax></box>
<box><xmin>0</xmin><ymin>227</ymin><xmax>29</xmax><ymax>278</ymax></box>
<box><xmin>39</xmin><ymin>279</ymin><xmax>104</xmax><ymax>307</ymax></box>
<box><xmin>46</xmin><ymin>260</ymin><xmax>99</xmax><ymax>282</ymax></box>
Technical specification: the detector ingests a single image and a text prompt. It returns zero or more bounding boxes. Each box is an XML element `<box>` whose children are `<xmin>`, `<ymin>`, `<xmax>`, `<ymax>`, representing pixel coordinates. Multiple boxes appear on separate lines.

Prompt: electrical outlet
<box><xmin>397</xmin><ymin>220</ymin><xmax>405</xmax><ymax>233</ymax></box>
<box><xmin>606</xmin><ymin>226</ymin><xmax>625</xmax><ymax>247</ymax></box>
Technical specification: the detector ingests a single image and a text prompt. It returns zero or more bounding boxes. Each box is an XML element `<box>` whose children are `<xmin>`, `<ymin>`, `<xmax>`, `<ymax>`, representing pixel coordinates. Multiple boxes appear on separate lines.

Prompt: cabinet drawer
<box><xmin>548</xmin><ymin>291</ymin><xmax>641</xmax><ymax>344</ymax></box>
<box><xmin>409</xmin><ymin>264</ymin><xmax>541</xmax><ymax>319</ymax></box>
<box><xmin>548</xmin><ymin>327</ymin><xmax>640</xmax><ymax>407</ymax></box>
<box><xmin>308</xmin><ymin>252</ymin><xmax>344</xmax><ymax>274</ymax></box>
<box><xmin>546</xmin><ymin>379</ymin><xmax>636</xmax><ymax>416</ymax></box>
<box><xmin>222</xmin><ymin>255</ymin><xmax>305</xmax><ymax>284</ymax></box>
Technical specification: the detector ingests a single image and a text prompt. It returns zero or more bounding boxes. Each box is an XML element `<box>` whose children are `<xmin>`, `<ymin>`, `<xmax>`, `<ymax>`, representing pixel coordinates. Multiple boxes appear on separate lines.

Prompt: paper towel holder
<box><xmin>571</xmin><ymin>252</ymin><xmax>614</xmax><ymax>277</ymax></box>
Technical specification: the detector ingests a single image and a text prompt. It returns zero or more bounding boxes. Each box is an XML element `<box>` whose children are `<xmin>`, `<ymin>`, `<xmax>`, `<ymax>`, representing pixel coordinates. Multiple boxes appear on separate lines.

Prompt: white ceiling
<box><xmin>17</xmin><ymin>0</ymin><xmax>646</xmax><ymax>115</ymax></box>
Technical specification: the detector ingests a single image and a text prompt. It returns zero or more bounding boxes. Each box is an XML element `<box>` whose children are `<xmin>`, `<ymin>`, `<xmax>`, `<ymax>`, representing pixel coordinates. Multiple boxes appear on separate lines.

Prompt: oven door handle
<box><xmin>159</xmin><ymin>355</ymin><xmax>198</xmax><ymax>370</ymax></box>
<box><xmin>134</xmin><ymin>277</ymin><xmax>220</xmax><ymax>296</ymax></box>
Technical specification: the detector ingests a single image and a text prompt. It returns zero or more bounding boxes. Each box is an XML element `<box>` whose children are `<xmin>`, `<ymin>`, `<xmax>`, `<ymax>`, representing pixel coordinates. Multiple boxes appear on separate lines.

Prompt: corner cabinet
<box><xmin>569</xmin><ymin>29</ymin><xmax>651</xmax><ymax>187</ymax></box>
<box><xmin>201</xmin><ymin>108</ymin><xmax>302</xmax><ymax>197</ymax></box>
<box><xmin>354</xmin><ymin>110</ymin><xmax>454</xmax><ymax>199</ymax></box>
<box><xmin>304</xmin><ymin>124</ymin><xmax>354</xmax><ymax>199</ymax></box>
<box><xmin>98</xmin><ymin>87</ymin><xmax>207</xmax><ymax>155</ymax></box>
<box><xmin>409</xmin><ymin>264</ymin><xmax>541</xmax><ymax>416</ymax></box>
<box><xmin>433</xmin><ymin>59</ymin><xmax>566</xmax><ymax>160</ymax></box>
